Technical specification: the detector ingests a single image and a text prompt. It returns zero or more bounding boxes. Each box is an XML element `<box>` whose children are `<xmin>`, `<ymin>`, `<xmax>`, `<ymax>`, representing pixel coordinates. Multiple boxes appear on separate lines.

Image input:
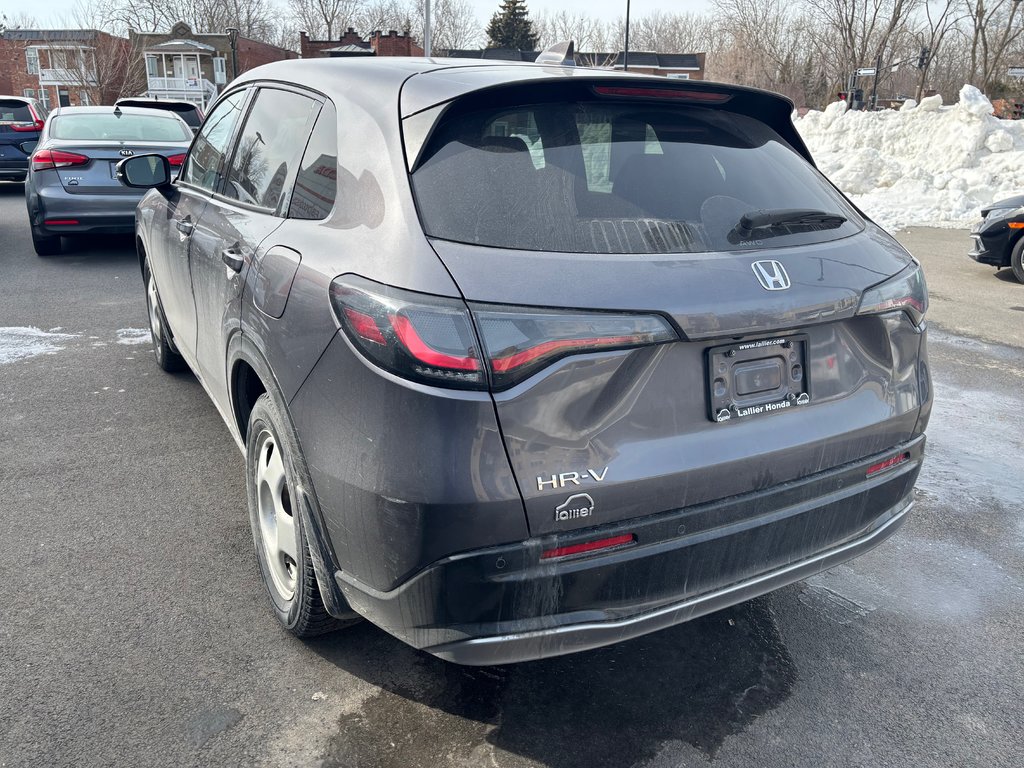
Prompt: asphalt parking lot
<box><xmin>1</xmin><ymin>184</ymin><xmax>1022</xmax><ymax>768</ymax></box>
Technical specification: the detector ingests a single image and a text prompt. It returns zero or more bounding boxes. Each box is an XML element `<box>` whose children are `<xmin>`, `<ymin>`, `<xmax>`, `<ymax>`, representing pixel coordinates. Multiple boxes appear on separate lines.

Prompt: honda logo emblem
<box><xmin>751</xmin><ymin>260</ymin><xmax>791</xmax><ymax>291</ymax></box>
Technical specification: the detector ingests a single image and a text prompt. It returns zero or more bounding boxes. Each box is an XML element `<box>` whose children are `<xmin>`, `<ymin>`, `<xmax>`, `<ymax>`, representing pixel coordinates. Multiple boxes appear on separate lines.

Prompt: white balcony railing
<box><xmin>147</xmin><ymin>76</ymin><xmax>217</xmax><ymax>95</ymax></box>
<box><xmin>39</xmin><ymin>68</ymin><xmax>97</xmax><ymax>86</ymax></box>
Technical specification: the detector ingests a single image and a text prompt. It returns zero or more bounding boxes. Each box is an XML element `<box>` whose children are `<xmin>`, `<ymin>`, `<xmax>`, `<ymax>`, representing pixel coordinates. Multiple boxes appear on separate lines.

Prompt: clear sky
<box><xmin>7</xmin><ymin>0</ymin><xmax>713</xmax><ymax>32</ymax></box>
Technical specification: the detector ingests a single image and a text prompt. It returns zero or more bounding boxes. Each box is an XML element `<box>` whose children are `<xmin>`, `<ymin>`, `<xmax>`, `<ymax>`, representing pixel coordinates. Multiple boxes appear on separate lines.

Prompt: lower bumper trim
<box><xmin>425</xmin><ymin>500</ymin><xmax>911</xmax><ymax>665</ymax></box>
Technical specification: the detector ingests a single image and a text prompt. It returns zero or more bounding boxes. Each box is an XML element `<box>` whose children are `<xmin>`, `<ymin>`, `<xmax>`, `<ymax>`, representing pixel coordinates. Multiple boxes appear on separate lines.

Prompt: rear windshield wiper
<box><xmin>729</xmin><ymin>208</ymin><xmax>847</xmax><ymax>242</ymax></box>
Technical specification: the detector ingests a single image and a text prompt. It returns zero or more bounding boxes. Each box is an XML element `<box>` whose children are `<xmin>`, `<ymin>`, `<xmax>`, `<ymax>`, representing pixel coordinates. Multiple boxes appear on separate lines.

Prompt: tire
<box><xmin>31</xmin><ymin>227</ymin><xmax>61</xmax><ymax>256</ymax></box>
<box><xmin>1011</xmin><ymin>236</ymin><xmax>1024</xmax><ymax>284</ymax></box>
<box><xmin>143</xmin><ymin>260</ymin><xmax>186</xmax><ymax>372</ymax></box>
<box><xmin>246</xmin><ymin>392</ymin><xmax>347</xmax><ymax>637</ymax></box>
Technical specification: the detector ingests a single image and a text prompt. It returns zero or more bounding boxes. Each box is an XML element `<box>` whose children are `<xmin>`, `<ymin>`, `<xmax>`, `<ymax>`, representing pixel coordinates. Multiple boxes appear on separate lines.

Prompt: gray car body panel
<box><xmin>132</xmin><ymin>58</ymin><xmax>931</xmax><ymax>663</ymax></box>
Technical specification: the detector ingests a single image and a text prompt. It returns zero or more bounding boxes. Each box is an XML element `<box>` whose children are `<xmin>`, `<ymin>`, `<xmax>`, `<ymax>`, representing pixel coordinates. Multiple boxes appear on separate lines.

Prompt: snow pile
<box><xmin>795</xmin><ymin>85</ymin><xmax>1024</xmax><ymax>231</ymax></box>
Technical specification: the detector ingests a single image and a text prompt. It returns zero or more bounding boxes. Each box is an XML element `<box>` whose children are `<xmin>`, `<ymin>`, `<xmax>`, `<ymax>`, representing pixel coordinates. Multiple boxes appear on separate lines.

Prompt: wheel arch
<box><xmin>226</xmin><ymin>335</ymin><xmax>358</xmax><ymax>620</ymax></box>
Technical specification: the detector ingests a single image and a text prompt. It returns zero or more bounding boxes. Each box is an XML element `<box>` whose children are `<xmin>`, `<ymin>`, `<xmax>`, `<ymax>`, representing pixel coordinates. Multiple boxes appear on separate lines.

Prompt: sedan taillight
<box><xmin>11</xmin><ymin>119</ymin><xmax>45</xmax><ymax>132</ymax></box>
<box><xmin>329</xmin><ymin>275</ymin><xmax>678</xmax><ymax>391</ymax></box>
<box><xmin>31</xmin><ymin>149</ymin><xmax>89</xmax><ymax>172</ymax></box>
<box><xmin>167</xmin><ymin>153</ymin><xmax>186</xmax><ymax>167</ymax></box>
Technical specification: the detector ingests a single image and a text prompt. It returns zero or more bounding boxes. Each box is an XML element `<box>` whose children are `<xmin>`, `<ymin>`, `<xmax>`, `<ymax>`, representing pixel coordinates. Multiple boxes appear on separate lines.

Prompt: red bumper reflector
<box><xmin>541</xmin><ymin>533</ymin><xmax>635</xmax><ymax>560</ymax></box>
<box><xmin>866</xmin><ymin>452</ymin><xmax>911</xmax><ymax>477</ymax></box>
<box><xmin>44</xmin><ymin>219</ymin><xmax>79</xmax><ymax>225</ymax></box>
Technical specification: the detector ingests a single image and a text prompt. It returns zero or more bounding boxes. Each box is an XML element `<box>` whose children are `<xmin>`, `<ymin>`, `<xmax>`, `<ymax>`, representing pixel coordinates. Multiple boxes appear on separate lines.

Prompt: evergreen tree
<box><xmin>486</xmin><ymin>0</ymin><xmax>538</xmax><ymax>50</ymax></box>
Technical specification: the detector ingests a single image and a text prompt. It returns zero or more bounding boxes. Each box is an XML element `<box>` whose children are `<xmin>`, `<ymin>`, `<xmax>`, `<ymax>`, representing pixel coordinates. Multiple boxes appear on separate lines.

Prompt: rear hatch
<box><xmin>0</xmin><ymin>98</ymin><xmax>43</xmax><ymax>167</ymax></box>
<box><xmin>405</xmin><ymin>77</ymin><xmax>929</xmax><ymax>536</ymax></box>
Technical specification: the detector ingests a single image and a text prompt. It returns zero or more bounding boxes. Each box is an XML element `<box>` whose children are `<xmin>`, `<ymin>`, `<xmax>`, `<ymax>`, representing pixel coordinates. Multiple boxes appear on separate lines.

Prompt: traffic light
<box><xmin>917</xmin><ymin>46</ymin><xmax>931</xmax><ymax>69</ymax></box>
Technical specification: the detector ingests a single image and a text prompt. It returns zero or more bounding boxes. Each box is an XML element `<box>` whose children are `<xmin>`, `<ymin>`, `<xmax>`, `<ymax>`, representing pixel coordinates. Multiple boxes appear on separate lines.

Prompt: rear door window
<box><xmin>411</xmin><ymin>94</ymin><xmax>863</xmax><ymax>254</ymax></box>
<box><xmin>289</xmin><ymin>101</ymin><xmax>338</xmax><ymax>220</ymax></box>
<box><xmin>181</xmin><ymin>90</ymin><xmax>248</xmax><ymax>193</ymax></box>
<box><xmin>222</xmin><ymin>87</ymin><xmax>318</xmax><ymax>213</ymax></box>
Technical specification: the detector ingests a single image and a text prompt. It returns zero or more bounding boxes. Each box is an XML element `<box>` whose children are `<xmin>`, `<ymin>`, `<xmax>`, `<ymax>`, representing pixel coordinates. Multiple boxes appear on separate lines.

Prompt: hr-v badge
<box><xmin>555</xmin><ymin>493</ymin><xmax>595</xmax><ymax>522</ymax></box>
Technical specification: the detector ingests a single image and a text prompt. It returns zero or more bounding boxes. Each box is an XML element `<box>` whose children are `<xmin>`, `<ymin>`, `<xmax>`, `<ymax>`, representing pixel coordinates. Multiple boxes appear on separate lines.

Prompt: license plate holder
<box><xmin>706</xmin><ymin>335</ymin><xmax>810</xmax><ymax>423</ymax></box>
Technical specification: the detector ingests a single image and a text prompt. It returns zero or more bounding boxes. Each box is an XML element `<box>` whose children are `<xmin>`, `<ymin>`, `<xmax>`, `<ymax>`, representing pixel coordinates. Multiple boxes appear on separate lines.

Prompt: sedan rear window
<box><xmin>412</xmin><ymin>96</ymin><xmax>863</xmax><ymax>254</ymax></box>
<box><xmin>50</xmin><ymin>112</ymin><xmax>192</xmax><ymax>142</ymax></box>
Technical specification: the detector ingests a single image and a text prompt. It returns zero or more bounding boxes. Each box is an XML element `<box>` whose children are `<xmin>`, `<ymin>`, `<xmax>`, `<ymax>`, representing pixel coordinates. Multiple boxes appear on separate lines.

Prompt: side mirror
<box><xmin>116</xmin><ymin>154</ymin><xmax>172</xmax><ymax>189</ymax></box>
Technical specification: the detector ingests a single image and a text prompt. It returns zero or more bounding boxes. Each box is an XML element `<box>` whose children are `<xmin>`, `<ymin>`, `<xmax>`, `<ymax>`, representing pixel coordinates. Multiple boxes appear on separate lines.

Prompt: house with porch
<box><xmin>129</xmin><ymin>22</ymin><xmax>297</xmax><ymax>112</ymax></box>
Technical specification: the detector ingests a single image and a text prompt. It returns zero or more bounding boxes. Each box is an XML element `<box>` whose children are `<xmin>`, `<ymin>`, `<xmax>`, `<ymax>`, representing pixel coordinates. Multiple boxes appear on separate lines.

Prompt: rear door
<box><xmin>152</xmin><ymin>89</ymin><xmax>250</xmax><ymax>363</ymax></box>
<box><xmin>189</xmin><ymin>85</ymin><xmax>320</xmax><ymax>414</ymax></box>
<box><xmin>409</xmin><ymin>85</ymin><xmax>926</xmax><ymax>536</ymax></box>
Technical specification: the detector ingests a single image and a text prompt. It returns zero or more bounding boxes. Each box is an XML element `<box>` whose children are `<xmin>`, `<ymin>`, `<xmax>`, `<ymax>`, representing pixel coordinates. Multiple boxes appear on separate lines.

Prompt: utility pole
<box><xmin>623</xmin><ymin>0</ymin><xmax>631</xmax><ymax>71</ymax></box>
<box><xmin>424</xmin><ymin>0</ymin><xmax>431</xmax><ymax>57</ymax></box>
<box><xmin>869</xmin><ymin>52</ymin><xmax>882</xmax><ymax>109</ymax></box>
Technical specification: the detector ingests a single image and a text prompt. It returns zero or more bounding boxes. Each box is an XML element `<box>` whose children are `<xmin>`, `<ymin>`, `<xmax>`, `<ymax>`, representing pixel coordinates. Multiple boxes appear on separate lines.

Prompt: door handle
<box><xmin>175</xmin><ymin>216</ymin><xmax>194</xmax><ymax>236</ymax></box>
<box><xmin>221</xmin><ymin>247</ymin><xmax>244</xmax><ymax>273</ymax></box>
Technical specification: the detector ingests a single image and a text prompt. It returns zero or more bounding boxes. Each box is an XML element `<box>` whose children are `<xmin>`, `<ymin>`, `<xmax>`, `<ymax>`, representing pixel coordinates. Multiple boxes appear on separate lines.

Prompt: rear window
<box><xmin>50</xmin><ymin>112</ymin><xmax>192</xmax><ymax>142</ymax></box>
<box><xmin>411</xmin><ymin>96</ymin><xmax>863</xmax><ymax>254</ymax></box>
<box><xmin>118</xmin><ymin>101</ymin><xmax>202</xmax><ymax>127</ymax></box>
<box><xmin>0</xmin><ymin>99</ymin><xmax>33</xmax><ymax>125</ymax></box>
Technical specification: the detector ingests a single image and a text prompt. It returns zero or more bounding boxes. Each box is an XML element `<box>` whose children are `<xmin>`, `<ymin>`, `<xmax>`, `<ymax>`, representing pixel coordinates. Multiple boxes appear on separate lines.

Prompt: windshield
<box><xmin>50</xmin><ymin>112</ymin><xmax>192</xmax><ymax>142</ymax></box>
<box><xmin>411</xmin><ymin>98</ymin><xmax>863</xmax><ymax>254</ymax></box>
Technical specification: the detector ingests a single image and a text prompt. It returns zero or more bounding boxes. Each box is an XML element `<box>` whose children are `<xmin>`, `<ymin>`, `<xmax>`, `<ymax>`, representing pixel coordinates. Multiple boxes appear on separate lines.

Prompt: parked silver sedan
<box><xmin>25</xmin><ymin>105</ymin><xmax>193</xmax><ymax>255</ymax></box>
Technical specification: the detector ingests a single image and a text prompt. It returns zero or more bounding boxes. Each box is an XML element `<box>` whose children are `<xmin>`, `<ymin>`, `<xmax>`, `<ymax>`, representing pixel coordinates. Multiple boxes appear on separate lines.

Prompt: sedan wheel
<box><xmin>1011</xmin><ymin>237</ymin><xmax>1024</xmax><ymax>284</ymax></box>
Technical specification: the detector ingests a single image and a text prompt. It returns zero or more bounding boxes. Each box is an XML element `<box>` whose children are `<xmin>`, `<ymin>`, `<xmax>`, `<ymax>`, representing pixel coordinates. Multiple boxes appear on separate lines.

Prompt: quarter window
<box><xmin>181</xmin><ymin>89</ymin><xmax>247</xmax><ymax>193</ymax></box>
<box><xmin>289</xmin><ymin>102</ymin><xmax>338</xmax><ymax>220</ymax></box>
<box><xmin>222</xmin><ymin>88</ymin><xmax>318</xmax><ymax>212</ymax></box>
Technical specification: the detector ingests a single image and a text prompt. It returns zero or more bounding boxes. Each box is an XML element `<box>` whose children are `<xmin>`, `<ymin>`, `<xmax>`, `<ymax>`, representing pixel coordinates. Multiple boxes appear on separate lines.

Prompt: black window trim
<box><xmin>209</xmin><ymin>82</ymin><xmax>324</xmax><ymax>218</ymax></box>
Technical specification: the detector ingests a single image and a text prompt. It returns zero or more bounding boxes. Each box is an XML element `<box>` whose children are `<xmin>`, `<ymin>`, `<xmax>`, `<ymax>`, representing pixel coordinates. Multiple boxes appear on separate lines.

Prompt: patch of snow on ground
<box><xmin>795</xmin><ymin>85</ymin><xmax>1024</xmax><ymax>231</ymax></box>
<box><xmin>0</xmin><ymin>327</ymin><xmax>78</xmax><ymax>365</ymax></box>
<box><xmin>116</xmin><ymin>328</ymin><xmax>151</xmax><ymax>345</ymax></box>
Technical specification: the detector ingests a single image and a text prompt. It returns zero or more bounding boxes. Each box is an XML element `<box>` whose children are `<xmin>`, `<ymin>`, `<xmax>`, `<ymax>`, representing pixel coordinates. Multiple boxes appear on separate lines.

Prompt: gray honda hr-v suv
<box><xmin>118</xmin><ymin>56</ymin><xmax>931</xmax><ymax>665</ymax></box>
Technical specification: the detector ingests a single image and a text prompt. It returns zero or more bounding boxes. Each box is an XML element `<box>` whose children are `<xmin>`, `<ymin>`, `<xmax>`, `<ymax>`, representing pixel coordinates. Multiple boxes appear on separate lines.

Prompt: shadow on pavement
<box><xmin>311</xmin><ymin>596</ymin><xmax>795</xmax><ymax>768</ymax></box>
<box><xmin>993</xmin><ymin>267</ymin><xmax>1021</xmax><ymax>284</ymax></box>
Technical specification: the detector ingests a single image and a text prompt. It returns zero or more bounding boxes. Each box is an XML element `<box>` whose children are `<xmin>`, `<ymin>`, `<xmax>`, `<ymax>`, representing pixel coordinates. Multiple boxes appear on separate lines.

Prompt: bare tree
<box><xmin>411</xmin><ymin>0</ymin><xmax>481</xmax><ymax>50</ymax></box>
<box><xmin>964</xmin><ymin>0</ymin><xmax>1024</xmax><ymax>91</ymax></box>
<box><xmin>288</xmin><ymin>0</ymin><xmax>365</xmax><ymax>40</ymax></box>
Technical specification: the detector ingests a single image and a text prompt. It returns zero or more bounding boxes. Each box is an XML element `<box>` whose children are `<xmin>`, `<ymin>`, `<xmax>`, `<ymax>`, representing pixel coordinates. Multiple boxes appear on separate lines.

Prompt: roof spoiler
<box><xmin>535</xmin><ymin>40</ymin><xmax>575</xmax><ymax>67</ymax></box>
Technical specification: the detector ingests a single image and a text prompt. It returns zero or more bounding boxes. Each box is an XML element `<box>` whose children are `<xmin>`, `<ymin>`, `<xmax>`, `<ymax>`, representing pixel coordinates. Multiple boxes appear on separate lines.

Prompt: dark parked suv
<box><xmin>0</xmin><ymin>95</ymin><xmax>47</xmax><ymax>181</ymax></box>
<box><xmin>118</xmin><ymin>57</ymin><xmax>931</xmax><ymax>665</ymax></box>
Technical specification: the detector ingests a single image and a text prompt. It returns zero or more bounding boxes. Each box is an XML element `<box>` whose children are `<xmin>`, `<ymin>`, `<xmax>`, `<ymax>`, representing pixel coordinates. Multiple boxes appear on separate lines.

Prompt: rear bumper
<box><xmin>968</xmin><ymin>227</ymin><xmax>1011</xmax><ymax>267</ymax></box>
<box><xmin>29</xmin><ymin>181</ymin><xmax>142</xmax><ymax>234</ymax></box>
<box><xmin>0</xmin><ymin>160</ymin><xmax>27</xmax><ymax>179</ymax></box>
<box><xmin>335</xmin><ymin>435</ymin><xmax>925</xmax><ymax>665</ymax></box>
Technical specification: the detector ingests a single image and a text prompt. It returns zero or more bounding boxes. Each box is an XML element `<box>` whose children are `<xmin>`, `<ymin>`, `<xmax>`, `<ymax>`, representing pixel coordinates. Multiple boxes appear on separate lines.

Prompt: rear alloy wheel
<box><xmin>246</xmin><ymin>393</ymin><xmax>346</xmax><ymax>637</ymax></box>
<box><xmin>31</xmin><ymin>227</ymin><xmax>61</xmax><ymax>256</ymax></box>
<box><xmin>1011</xmin><ymin>237</ymin><xmax>1024</xmax><ymax>284</ymax></box>
<box><xmin>144</xmin><ymin>262</ymin><xmax>186</xmax><ymax>372</ymax></box>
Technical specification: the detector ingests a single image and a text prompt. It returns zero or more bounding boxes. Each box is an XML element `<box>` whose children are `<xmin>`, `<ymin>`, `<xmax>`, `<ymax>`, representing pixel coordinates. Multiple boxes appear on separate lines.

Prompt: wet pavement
<box><xmin>0</xmin><ymin>183</ymin><xmax>1021</xmax><ymax>768</ymax></box>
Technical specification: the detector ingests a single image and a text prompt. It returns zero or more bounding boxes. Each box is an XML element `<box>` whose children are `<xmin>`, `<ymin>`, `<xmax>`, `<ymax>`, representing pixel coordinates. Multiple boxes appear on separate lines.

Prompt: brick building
<box><xmin>129</xmin><ymin>22</ymin><xmax>297</xmax><ymax>112</ymax></box>
<box><xmin>299</xmin><ymin>28</ymin><xmax>424</xmax><ymax>59</ymax></box>
<box><xmin>0</xmin><ymin>29</ymin><xmax>136</xmax><ymax>108</ymax></box>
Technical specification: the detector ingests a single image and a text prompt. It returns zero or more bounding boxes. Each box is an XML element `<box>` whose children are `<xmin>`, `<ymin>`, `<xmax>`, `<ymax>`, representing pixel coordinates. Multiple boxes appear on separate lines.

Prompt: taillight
<box><xmin>31</xmin><ymin>149</ymin><xmax>89</xmax><ymax>172</ymax></box>
<box><xmin>167</xmin><ymin>153</ymin><xmax>186</xmax><ymax>167</ymax></box>
<box><xmin>12</xmin><ymin>106</ymin><xmax>44</xmax><ymax>132</ymax></box>
<box><xmin>329</xmin><ymin>276</ymin><xmax>486</xmax><ymax>390</ymax></box>
<box><xmin>857</xmin><ymin>262</ymin><xmax>928</xmax><ymax>327</ymax></box>
<box><xmin>330</xmin><ymin>276</ymin><xmax>678</xmax><ymax>391</ymax></box>
<box><xmin>471</xmin><ymin>304</ymin><xmax>676</xmax><ymax>390</ymax></box>
<box><xmin>541</xmin><ymin>533</ymin><xmax>636</xmax><ymax>560</ymax></box>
